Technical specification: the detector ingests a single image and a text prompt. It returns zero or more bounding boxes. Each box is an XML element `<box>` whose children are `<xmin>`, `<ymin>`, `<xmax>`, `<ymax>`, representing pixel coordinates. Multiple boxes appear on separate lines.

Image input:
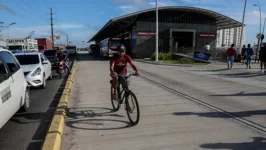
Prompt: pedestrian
<box><xmin>245</xmin><ymin>44</ymin><xmax>254</xmax><ymax>69</ymax></box>
<box><xmin>227</xmin><ymin>44</ymin><xmax>237</xmax><ymax>69</ymax></box>
<box><xmin>241</xmin><ymin>45</ymin><xmax>246</xmax><ymax>65</ymax></box>
<box><xmin>259</xmin><ymin>45</ymin><xmax>266</xmax><ymax>73</ymax></box>
<box><xmin>204</xmin><ymin>43</ymin><xmax>210</xmax><ymax>53</ymax></box>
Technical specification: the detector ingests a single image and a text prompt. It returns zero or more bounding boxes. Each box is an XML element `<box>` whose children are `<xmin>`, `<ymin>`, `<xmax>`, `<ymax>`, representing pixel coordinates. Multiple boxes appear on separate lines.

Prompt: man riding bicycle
<box><xmin>110</xmin><ymin>44</ymin><xmax>139</xmax><ymax>100</ymax></box>
<box><xmin>57</xmin><ymin>50</ymin><xmax>71</xmax><ymax>74</ymax></box>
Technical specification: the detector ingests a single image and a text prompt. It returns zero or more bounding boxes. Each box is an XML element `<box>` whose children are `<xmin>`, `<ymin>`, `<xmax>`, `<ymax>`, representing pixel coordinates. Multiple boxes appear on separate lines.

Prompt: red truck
<box><xmin>35</xmin><ymin>38</ymin><xmax>52</xmax><ymax>52</ymax></box>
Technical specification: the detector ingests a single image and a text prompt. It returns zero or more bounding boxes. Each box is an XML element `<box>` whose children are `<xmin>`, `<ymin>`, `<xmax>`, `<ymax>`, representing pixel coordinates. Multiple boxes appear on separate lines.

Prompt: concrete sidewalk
<box><xmin>134</xmin><ymin>61</ymin><xmax>266</xmax><ymax>127</ymax></box>
<box><xmin>62</xmin><ymin>54</ymin><xmax>265</xmax><ymax>150</ymax></box>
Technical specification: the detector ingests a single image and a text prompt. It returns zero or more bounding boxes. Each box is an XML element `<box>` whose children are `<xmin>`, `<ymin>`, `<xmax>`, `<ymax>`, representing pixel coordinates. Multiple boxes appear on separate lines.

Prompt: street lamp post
<box><xmin>28</xmin><ymin>31</ymin><xmax>35</xmax><ymax>39</ymax></box>
<box><xmin>7</xmin><ymin>22</ymin><xmax>16</xmax><ymax>40</ymax></box>
<box><xmin>263</xmin><ymin>17</ymin><xmax>266</xmax><ymax>34</ymax></box>
<box><xmin>254</xmin><ymin>2</ymin><xmax>262</xmax><ymax>63</ymax></box>
<box><xmin>239</xmin><ymin>0</ymin><xmax>247</xmax><ymax>53</ymax></box>
<box><xmin>155</xmin><ymin>0</ymin><xmax>159</xmax><ymax>62</ymax></box>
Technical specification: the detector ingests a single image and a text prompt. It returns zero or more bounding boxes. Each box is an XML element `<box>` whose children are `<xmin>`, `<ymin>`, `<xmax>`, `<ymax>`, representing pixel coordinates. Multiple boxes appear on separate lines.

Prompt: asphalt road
<box><xmin>0</xmin><ymin>60</ymin><xmax>74</xmax><ymax>150</ymax></box>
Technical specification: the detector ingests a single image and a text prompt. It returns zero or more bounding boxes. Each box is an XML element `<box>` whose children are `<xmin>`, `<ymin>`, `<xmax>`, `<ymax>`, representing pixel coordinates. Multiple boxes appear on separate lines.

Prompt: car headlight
<box><xmin>31</xmin><ymin>67</ymin><xmax>41</xmax><ymax>76</ymax></box>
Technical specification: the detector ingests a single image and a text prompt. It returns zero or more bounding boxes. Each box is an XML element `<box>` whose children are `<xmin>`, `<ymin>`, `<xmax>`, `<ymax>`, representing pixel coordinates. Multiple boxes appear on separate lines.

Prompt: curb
<box><xmin>134</xmin><ymin>59</ymin><xmax>193</xmax><ymax>67</ymax></box>
<box><xmin>42</xmin><ymin>60</ymin><xmax>77</xmax><ymax>150</ymax></box>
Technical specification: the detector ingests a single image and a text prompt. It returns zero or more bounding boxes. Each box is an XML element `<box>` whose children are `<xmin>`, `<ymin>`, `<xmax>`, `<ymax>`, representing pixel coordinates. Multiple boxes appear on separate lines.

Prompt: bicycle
<box><xmin>110</xmin><ymin>73</ymin><xmax>140</xmax><ymax>125</ymax></box>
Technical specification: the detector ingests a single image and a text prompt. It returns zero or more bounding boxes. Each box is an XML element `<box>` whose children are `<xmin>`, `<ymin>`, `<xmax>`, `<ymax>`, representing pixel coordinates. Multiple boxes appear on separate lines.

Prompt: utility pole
<box><xmin>155</xmin><ymin>0</ymin><xmax>159</xmax><ymax>62</ymax></box>
<box><xmin>66</xmin><ymin>35</ymin><xmax>69</xmax><ymax>46</ymax></box>
<box><xmin>50</xmin><ymin>8</ymin><xmax>54</xmax><ymax>48</ymax></box>
<box><xmin>239</xmin><ymin>0</ymin><xmax>247</xmax><ymax>53</ymax></box>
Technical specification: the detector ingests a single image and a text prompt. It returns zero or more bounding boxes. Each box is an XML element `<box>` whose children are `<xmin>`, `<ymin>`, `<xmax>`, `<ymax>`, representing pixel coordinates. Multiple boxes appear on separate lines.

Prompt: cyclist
<box><xmin>110</xmin><ymin>44</ymin><xmax>139</xmax><ymax>100</ymax></box>
<box><xmin>57</xmin><ymin>50</ymin><xmax>71</xmax><ymax>74</ymax></box>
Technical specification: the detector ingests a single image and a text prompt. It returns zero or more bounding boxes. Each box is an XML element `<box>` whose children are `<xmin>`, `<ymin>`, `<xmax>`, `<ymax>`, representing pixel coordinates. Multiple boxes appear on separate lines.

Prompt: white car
<box><xmin>0</xmin><ymin>49</ymin><xmax>30</xmax><ymax>129</ymax></box>
<box><xmin>14</xmin><ymin>52</ymin><xmax>52</xmax><ymax>89</ymax></box>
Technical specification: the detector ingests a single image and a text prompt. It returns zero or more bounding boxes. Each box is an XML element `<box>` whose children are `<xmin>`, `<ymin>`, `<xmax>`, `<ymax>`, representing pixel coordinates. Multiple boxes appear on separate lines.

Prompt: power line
<box><xmin>32</xmin><ymin>0</ymin><xmax>47</xmax><ymax>13</ymax></box>
<box><xmin>19</xmin><ymin>0</ymin><xmax>46</xmax><ymax>21</ymax></box>
<box><xmin>4</xmin><ymin>1</ymin><xmax>45</xmax><ymax>25</ymax></box>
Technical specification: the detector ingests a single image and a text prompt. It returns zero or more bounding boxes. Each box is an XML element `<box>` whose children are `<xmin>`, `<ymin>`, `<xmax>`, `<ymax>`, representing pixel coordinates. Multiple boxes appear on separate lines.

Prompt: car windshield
<box><xmin>109</xmin><ymin>40</ymin><xmax>121</xmax><ymax>47</ymax></box>
<box><xmin>44</xmin><ymin>50</ymin><xmax>56</xmax><ymax>56</ymax></box>
<box><xmin>15</xmin><ymin>55</ymin><xmax>40</xmax><ymax>65</ymax></box>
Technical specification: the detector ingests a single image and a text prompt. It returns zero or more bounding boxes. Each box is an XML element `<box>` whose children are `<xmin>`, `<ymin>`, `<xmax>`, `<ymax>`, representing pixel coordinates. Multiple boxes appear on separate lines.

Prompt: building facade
<box><xmin>216</xmin><ymin>26</ymin><xmax>246</xmax><ymax>48</ymax></box>
<box><xmin>89</xmin><ymin>7</ymin><xmax>243</xmax><ymax>58</ymax></box>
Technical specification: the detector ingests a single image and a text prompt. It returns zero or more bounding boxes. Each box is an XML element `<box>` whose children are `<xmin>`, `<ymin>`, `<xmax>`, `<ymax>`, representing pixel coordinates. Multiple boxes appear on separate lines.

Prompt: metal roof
<box><xmin>89</xmin><ymin>6</ymin><xmax>243</xmax><ymax>42</ymax></box>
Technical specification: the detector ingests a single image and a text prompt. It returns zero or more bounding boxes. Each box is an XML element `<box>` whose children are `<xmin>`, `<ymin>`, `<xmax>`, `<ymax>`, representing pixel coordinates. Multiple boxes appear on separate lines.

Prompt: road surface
<box><xmin>0</xmin><ymin>60</ymin><xmax>73</xmax><ymax>150</ymax></box>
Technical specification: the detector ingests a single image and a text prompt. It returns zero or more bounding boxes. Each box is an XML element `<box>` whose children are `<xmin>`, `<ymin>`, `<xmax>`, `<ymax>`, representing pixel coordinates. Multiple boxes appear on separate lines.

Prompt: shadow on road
<box><xmin>65</xmin><ymin>107</ymin><xmax>132</xmax><ymax>130</ymax></box>
<box><xmin>26</xmin><ymin>76</ymin><xmax>68</xmax><ymax>150</ymax></box>
<box><xmin>210</xmin><ymin>91</ymin><xmax>266</xmax><ymax>97</ymax></box>
<box><xmin>25</xmin><ymin>62</ymin><xmax>75</xmax><ymax>150</ymax></box>
<box><xmin>219</xmin><ymin>72</ymin><xmax>266</xmax><ymax>78</ymax></box>
<box><xmin>200</xmin><ymin>137</ymin><xmax>266</xmax><ymax>150</ymax></box>
<box><xmin>173</xmin><ymin>109</ymin><xmax>266</xmax><ymax>118</ymax></box>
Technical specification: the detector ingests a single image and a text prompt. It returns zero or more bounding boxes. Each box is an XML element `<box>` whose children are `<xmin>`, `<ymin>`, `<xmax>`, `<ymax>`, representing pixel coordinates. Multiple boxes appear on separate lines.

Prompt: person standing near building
<box><xmin>259</xmin><ymin>45</ymin><xmax>266</xmax><ymax>73</ymax></box>
<box><xmin>245</xmin><ymin>44</ymin><xmax>254</xmax><ymax>69</ymax></box>
<box><xmin>227</xmin><ymin>44</ymin><xmax>237</xmax><ymax>69</ymax></box>
<box><xmin>241</xmin><ymin>45</ymin><xmax>246</xmax><ymax>65</ymax></box>
<box><xmin>204</xmin><ymin>43</ymin><xmax>210</xmax><ymax>53</ymax></box>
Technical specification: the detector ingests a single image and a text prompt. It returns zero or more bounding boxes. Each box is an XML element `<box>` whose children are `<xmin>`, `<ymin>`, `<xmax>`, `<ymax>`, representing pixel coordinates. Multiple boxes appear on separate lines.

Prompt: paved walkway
<box><xmin>62</xmin><ymin>54</ymin><xmax>265</xmax><ymax>150</ymax></box>
<box><xmin>134</xmin><ymin>61</ymin><xmax>266</xmax><ymax>127</ymax></box>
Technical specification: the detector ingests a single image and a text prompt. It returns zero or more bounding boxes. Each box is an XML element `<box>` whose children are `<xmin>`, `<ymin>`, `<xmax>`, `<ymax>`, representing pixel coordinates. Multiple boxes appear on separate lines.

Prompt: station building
<box><xmin>89</xmin><ymin>6</ymin><xmax>243</xmax><ymax>58</ymax></box>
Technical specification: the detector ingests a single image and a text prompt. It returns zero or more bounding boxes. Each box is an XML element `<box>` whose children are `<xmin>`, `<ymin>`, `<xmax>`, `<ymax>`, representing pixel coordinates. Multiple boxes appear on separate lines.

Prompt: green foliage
<box><xmin>151</xmin><ymin>52</ymin><xmax>172</xmax><ymax>60</ymax></box>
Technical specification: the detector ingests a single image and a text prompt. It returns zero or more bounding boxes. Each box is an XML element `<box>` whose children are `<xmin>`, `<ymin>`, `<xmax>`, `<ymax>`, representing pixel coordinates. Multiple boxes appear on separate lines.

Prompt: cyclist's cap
<box><xmin>117</xmin><ymin>44</ymin><xmax>126</xmax><ymax>52</ymax></box>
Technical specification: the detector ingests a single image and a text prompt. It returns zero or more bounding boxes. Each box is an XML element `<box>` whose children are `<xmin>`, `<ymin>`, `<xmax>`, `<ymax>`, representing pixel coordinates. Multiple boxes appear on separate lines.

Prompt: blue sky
<box><xmin>0</xmin><ymin>0</ymin><xmax>265</xmax><ymax>47</ymax></box>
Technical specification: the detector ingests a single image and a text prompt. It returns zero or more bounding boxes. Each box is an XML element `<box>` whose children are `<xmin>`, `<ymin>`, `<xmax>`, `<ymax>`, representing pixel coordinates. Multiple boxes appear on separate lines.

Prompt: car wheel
<box><xmin>49</xmin><ymin>71</ymin><xmax>53</xmax><ymax>80</ymax></box>
<box><xmin>41</xmin><ymin>75</ymin><xmax>46</xmax><ymax>89</ymax></box>
<box><xmin>21</xmin><ymin>88</ymin><xmax>30</xmax><ymax>112</ymax></box>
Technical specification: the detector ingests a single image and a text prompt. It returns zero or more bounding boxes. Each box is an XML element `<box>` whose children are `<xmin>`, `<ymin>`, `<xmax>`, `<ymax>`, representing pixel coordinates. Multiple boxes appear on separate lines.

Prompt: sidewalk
<box><xmin>62</xmin><ymin>54</ymin><xmax>265</xmax><ymax>150</ymax></box>
<box><xmin>133</xmin><ymin>61</ymin><xmax>266</xmax><ymax>127</ymax></box>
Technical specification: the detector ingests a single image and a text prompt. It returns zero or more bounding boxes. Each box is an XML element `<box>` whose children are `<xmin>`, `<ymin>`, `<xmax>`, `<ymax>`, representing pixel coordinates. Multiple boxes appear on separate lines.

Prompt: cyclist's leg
<box><xmin>110</xmin><ymin>72</ymin><xmax>118</xmax><ymax>99</ymax></box>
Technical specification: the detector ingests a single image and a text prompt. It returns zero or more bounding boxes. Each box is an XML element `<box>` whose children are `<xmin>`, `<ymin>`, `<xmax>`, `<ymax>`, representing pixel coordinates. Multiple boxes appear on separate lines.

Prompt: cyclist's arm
<box><xmin>126</xmin><ymin>55</ymin><xmax>139</xmax><ymax>74</ymax></box>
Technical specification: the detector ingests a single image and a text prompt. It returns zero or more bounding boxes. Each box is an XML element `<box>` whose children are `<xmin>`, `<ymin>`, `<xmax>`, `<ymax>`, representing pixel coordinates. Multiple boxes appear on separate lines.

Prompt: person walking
<box><xmin>259</xmin><ymin>45</ymin><xmax>266</xmax><ymax>73</ymax></box>
<box><xmin>227</xmin><ymin>44</ymin><xmax>237</xmax><ymax>69</ymax></box>
<box><xmin>245</xmin><ymin>44</ymin><xmax>254</xmax><ymax>69</ymax></box>
<box><xmin>241</xmin><ymin>45</ymin><xmax>246</xmax><ymax>65</ymax></box>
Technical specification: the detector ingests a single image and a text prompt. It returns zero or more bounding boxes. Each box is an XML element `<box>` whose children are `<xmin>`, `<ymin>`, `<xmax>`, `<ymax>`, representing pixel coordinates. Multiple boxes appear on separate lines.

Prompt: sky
<box><xmin>0</xmin><ymin>0</ymin><xmax>265</xmax><ymax>47</ymax></box>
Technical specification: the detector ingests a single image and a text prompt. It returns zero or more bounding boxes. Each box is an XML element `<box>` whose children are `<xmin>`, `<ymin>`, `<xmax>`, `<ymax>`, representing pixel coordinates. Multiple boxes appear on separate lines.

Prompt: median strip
<box><xmin>42</xmin><ymin>60</ymin><xmax>77</xmax><ymax>150</ymax></box>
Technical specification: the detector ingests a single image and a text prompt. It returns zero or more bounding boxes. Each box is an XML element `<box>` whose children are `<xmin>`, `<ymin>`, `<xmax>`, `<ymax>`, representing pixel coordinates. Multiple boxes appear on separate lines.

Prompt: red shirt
<box><xmin>227</xmin><ymin>48</ymin><xmax>236</xmax><ymax>56</ymax></box>
<box><xmin>110</xmin><ymin>54</ymin><xmax>132</xmax><ymax>74</ymax></box>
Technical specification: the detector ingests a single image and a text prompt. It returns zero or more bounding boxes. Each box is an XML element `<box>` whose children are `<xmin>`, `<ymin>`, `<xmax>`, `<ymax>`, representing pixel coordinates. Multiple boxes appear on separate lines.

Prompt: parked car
<box><xmin>0</xmin><ymin>49</ymin><xmax>30</xmax><ymax>129</ymax></box>
<box><xmin>14</xmin><ymin>52</ymin><xmax>52</xmax><ymax>89</ymax></box>
<box><xmin>43</xmin><ymin>49</ymin><xmax>57</xmax><ymax>67</ymax></box>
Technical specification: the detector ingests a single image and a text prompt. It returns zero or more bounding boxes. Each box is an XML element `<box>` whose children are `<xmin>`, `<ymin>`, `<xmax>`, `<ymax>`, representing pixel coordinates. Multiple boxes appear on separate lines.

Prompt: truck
<box><xmin>35</xmin><ymin>38</ymin><xmax>52</xmax><ymax>52</ymax></box>
<box><xmin>7</xmin><ymin>38</ymin><xmax>38</xmax><ymax>52</ymax></box>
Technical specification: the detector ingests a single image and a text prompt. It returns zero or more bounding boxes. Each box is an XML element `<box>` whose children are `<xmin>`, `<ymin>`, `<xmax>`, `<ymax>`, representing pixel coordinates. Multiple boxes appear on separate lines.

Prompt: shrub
<box><xmin>151</xmin><ymin>52</ymin><xmax>172</xmax><ymax>60</ymax></box>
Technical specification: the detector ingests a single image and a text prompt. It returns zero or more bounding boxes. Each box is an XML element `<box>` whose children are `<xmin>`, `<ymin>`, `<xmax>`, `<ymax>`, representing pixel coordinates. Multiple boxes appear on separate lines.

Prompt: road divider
<box><xmin>42</xmin><ymin>60</ymin><xmax>77</xmax><ymax>150</ymax></box>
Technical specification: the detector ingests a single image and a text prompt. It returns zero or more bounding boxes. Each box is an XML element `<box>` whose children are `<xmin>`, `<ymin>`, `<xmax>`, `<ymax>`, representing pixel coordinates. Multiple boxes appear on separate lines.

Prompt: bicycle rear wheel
<box><xmin>111</xmin><ymin>84</ymin><xmax>120</xmax><ymax>111</ymax></box>
<box><xmin>126</xmin><ymin>91</ymin><xmax>140</xmax><ymax>125</ymax></box>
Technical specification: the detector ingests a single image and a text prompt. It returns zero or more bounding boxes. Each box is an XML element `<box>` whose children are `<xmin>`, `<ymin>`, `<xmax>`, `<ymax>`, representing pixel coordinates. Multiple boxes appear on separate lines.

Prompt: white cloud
<box><xmin>228</xmin><ymin>10</ymin><xmax>266</xmax><ymax>25</ymax></box>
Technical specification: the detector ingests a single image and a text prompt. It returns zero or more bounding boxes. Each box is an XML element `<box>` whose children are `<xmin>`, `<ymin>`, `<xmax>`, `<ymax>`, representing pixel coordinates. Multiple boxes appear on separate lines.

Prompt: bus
<box><xmin>99</xmin><ymin>37</ymin><xmax>123</xmax><ymax>57</ymax></box>
<box><xmin>65</xmin><ymin>45</ymin><xmax>77</xmax><ymax>55</ymax></box>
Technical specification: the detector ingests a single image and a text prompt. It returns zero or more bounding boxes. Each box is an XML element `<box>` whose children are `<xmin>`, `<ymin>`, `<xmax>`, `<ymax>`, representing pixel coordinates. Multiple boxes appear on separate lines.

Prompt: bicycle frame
<box><xmin>117</xmin><ymin>78</ymin><xmax>130</xmax><ymax>103</ymax></box>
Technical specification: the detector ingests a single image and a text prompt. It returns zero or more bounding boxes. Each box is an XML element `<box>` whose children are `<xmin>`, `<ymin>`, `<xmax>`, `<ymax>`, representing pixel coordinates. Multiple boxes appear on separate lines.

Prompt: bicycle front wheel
<box><xmin>126</xmin><ymin>91</ymin><xmax>140</xmax><ymax>125</ymax></box>
<box><xmin>111</xmin><ymin>84</ymin><xmax>120</xmax><ymax>111</ymax></box>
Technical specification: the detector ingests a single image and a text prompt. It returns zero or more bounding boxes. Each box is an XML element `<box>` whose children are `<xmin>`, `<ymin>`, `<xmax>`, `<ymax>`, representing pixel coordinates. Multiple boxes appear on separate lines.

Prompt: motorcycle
<box><xmin>57</xmin><ymin>60</ymin><xmax>67</xmax><ymax>79</ymax></box>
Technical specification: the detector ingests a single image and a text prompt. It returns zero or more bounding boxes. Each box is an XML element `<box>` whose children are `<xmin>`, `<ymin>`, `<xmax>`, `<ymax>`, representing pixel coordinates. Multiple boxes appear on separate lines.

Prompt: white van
<box><xmin>0</xmin><ymin>49</ymin><xmax>30</xmax><ymax>129</ymax></box>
